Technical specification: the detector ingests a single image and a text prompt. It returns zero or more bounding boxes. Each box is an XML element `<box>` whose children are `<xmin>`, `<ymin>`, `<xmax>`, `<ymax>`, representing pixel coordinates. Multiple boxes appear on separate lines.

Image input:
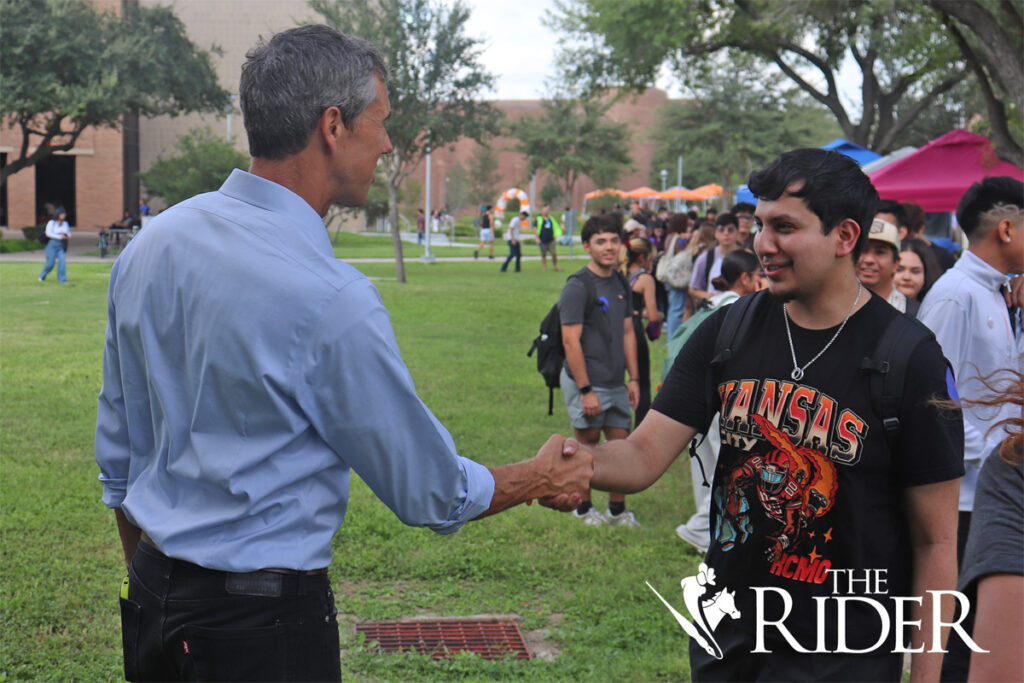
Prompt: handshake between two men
<box><xmin>482</xmin><ymin>418</ymin><xmax>680</xmax><ymax>518</ymax></box>
<box><xmin>484</xmin><ymin>412</ymin><xmax>691</xmax><ymax>519</ymax></box>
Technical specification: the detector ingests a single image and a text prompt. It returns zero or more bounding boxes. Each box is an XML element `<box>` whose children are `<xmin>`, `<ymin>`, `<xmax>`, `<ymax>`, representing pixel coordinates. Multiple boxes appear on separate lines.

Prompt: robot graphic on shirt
<box><xmin>715</xmin><ymin>414</ymin><xmax>838</xmax><ymax>562</ymax></box>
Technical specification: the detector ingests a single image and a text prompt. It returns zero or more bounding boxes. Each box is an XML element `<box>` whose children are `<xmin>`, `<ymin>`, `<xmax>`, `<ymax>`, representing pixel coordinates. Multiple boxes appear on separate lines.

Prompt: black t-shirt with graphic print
<box><xmin>652</xmin><ymin>292</ymin><xmax>964</xmax><ymax>652</ymax></box>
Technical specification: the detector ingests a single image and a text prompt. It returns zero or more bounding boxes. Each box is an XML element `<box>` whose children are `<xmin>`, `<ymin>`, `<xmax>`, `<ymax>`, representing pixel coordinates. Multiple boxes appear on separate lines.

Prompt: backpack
<box><xmin>37</xmin><ymin>227</ymin><xmax>49</xmax><ymax>244</ymax></box>
<box><xmin>528</xmin><ymin>268</ymin><xmax>629</xmax><ymax>415</ymax></box>
<box><xmin>655</xmin><ymin>234</ymin><xmax>694</xmax><ymax>289</ymax></box>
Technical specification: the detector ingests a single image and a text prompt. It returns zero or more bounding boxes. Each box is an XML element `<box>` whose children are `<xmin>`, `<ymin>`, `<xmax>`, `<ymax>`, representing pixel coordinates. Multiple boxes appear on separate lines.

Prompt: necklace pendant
<box><xmin>791</xmin><ymin>367</ymin><xmax>804</xmax><ymax>381</ymax></box>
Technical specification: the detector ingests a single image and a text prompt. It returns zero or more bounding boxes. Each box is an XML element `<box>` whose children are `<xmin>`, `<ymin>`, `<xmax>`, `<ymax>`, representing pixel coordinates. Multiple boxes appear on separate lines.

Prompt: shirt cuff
<box><xmin>99</xmin><ymin>476</ymin><xmax>127</xmax><ymax>509</ymax></box>
<box><xmin>429</xmin><ymin>457</ymin><xmax>495</xmax><ymax>535</ymax></box>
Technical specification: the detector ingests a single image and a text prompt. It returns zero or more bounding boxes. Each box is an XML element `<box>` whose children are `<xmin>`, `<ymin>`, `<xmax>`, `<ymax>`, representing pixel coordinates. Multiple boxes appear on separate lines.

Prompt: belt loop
<box><xmin>297</xmin><ymin>571</ymin><xmax>307</xmax><ymax>596</ymax></box>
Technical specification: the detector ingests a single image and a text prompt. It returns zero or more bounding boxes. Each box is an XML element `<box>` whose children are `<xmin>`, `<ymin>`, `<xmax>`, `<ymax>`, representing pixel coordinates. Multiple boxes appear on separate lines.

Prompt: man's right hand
<box><xmin>581</xmin><ymin>391</ymin><xmax>601</xmax><ymax>417</ymax></box>
<box><xmin>534</xmin><ymin>435</ymin><xmax>593</xmax><ymax>510</ymax></box>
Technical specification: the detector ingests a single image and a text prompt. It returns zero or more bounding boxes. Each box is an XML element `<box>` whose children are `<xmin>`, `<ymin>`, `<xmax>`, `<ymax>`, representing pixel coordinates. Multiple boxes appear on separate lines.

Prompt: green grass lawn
<box><xmin>0</xmin><ymin>259</ymin><xmax>702</xmax><ymax>681</ymax></box>
<box><xmin>0</xmin><ymin>238</ymin><xmax>46</xmax><ymax>254</ymax></box>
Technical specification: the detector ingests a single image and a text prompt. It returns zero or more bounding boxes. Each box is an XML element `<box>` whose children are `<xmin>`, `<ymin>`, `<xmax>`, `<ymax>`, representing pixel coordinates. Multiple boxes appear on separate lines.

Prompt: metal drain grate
<box><xmin>354</xmin><ymin>619</ymin><xmax>530</xmax><ymax>660</ymax></box>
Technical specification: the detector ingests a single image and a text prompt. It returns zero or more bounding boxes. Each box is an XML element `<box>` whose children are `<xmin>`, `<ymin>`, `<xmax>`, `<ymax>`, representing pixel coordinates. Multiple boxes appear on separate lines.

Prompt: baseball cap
<box><xmin>868</xmin><ymin>217</ymin><xmax>900</xmax><ymax>251</ymax></box>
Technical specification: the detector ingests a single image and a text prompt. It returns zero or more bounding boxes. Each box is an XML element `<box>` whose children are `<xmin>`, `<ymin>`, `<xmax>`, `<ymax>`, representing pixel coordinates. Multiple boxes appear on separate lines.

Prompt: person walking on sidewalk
<box><xmin>501</xmin><ymin>211</ymin><xmax>528</xmax><ymax>273</ymax></box>
<box><xmin>39</xmin><ymin>208</ymin><xmax>70</xmax><ymax>283</ymax></box>
<box><xmin>474</xmin><ymin>205</ymin><xmax>495</xmax><ymax>259</ymax></box>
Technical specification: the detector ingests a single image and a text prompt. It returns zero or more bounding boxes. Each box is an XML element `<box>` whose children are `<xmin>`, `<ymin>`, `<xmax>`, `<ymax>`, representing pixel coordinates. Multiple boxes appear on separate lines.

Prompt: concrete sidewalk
<box><xmin>2</xmin><ymin>227</ymin><xmax>582</xmax><ymax>264</ymax></box>
<box><xmin>1</xmin><ymin>227</ymin><xmax>111</xmax><ymax>263</ymax></box>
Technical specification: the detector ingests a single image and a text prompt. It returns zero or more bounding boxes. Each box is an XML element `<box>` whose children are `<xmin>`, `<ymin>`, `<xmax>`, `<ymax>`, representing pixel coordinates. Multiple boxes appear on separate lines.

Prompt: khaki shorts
<box><xmin>560</xmin><ymin>367</ymin><xmax>632</xmax><ymax>430</ymax></box>
<box><xmin>539</xmin><ymin>240</ymin><xmax>556</xmax><ymax>255</ymax></box>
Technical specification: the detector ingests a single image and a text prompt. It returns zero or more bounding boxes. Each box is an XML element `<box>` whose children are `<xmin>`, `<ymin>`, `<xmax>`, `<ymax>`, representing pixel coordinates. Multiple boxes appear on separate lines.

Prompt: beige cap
<box><xmin>624</xmin><ymin>218</ymin><xmax>645</xmax><ymax>234</ymax></box>
<box><xmin>868</xmin><ymin>217</ymin><xmax>900</xmax><ymax>250</ymax></box>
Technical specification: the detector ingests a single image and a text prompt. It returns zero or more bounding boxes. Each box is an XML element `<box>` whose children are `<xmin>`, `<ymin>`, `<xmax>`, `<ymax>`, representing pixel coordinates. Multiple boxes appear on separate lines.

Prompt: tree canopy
<box><xmin>467</xmin><ymin>143</ymin><xmax>501</xmax><ymax>208</ymax></box>
<box><xmin>138</xmin><ymin>128</ymin><xmax>248</xmax><ymax>207</ymax></box>
<box><xmin>648</xmin><ymin>69</ymin><xmax>841</xmax><ymax>193</ymax></box>
<box><xmin>511</xmin><ymin>98</ymin><xmax>632</xmax><ymax>207</ymax></box>
<box><xmin>0</xmin><ymin>0</ymin><xmax>230</xmax><ymax>185</ymax></box>
<box><xmin>312</xmin><ymin>0</ymin><xmax>501</xmax><ymax>282</ymax></box>
<box><xmin>548</xmin><ymin>0</ymin><xmax>974</xmax><ymax>157</ymax></box>
<box><xmin>925</xmin><ymin>0</ymin><xmax>1023</xmax><ymax>166</ymax></box>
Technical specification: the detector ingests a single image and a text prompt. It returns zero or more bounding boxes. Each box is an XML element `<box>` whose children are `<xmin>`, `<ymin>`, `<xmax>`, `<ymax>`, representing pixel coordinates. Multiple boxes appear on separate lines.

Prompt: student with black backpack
<box><xmin>558</xmin><ymin>214</ymin><xmax>640</xmax><ymax>527</ymax></box>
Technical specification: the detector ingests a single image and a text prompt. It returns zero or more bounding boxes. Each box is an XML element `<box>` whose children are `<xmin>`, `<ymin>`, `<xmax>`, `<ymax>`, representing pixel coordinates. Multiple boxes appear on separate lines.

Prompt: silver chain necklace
<box><xmin>783</xmin><ymin>281</ymin><xmax>863</xmax><ymax>381</ymax></box>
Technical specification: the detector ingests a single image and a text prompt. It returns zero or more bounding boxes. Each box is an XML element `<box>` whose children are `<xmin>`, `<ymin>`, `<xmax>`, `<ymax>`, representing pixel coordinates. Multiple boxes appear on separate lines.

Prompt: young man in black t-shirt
<box><xmin>559</xmin><ymin>214</ymin><xmax>640</xmax><ymax>526</ymax></box>
<box><xmin>543</xmin><ymin>149</ymin><xmax>964</xmax><ymax>681</ymax></box>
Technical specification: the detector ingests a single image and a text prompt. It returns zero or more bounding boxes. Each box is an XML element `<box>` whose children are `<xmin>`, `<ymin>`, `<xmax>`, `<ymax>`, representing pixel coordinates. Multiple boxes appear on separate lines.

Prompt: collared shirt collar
<box><xmin>218</xmin><ymin>168</ymin><xmax>332</xmax><ymax>254</ymax></box>
<box><xmin>957</xmin><ymin>249</ymin><xmax>1010</xmax><ymax>291</ymax></box>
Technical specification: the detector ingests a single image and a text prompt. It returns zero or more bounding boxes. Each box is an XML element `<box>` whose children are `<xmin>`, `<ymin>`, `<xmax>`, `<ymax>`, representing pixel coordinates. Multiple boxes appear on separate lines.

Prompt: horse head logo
<box><xmin>646</xmin><ymin>563</ymin><xmax>741</xmax><ymax>660</ymax></box>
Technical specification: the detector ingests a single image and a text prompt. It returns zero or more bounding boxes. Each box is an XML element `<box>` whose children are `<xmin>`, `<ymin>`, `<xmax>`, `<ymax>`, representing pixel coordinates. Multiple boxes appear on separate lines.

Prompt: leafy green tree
<box><xmin>540</xmin><ymin>175</ymin><xmax>565</xmax><ymax>207</ymax></box>
<box><xmin>311</xmin><ymin>0</ymin><xmax>501</xmax><ymax>283</ymax></box>
<box><xmin>511</xmin><ymin>98</ymin><xmax>632</xmax><ymax>209</ymax></box>
<box><xmin>443</xmin><ymin>162</ymin><xmax>471</xmax><ymax>218</ymax></box>
<box><xmin>138</xmin><ymin>128</ymin><xmax>248</xmax><ymax>207</ymax></box>
<box><xmin>468</xmin><ymin>143</ymin><xmax>502</xmax><ymax>207</ymax></box>
<box><xmin>548</xmin><ymin>0</ymin><xmax>965</xmax><ymax>155</ymax></box>
<box><xmin>648</xmin><ymin>68</ymin><xmax>841</xmax><ymax>193</ymax></box>
<box><xmin>0</xmin><ymin>0</ymin><xmax>229</xmax><ymax>185</ymax></box>
<box><xmin>926</xmin><ymin>0</ymin><xmax>1023</xmax><ymax>166</ymax></box>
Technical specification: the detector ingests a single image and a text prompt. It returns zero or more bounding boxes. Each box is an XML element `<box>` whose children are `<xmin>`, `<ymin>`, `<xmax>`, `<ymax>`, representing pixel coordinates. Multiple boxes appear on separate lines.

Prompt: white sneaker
<box><xmin>675</xmin><ymin>523</ymin><xmax>709</xmax><ymax>552</ymax></box>
<box><xmin>606</xmin><ymin>509</ymin><xmax>641</xmax><ymax>528</ymax></box>
<box><xmin>572</xmin><ymin>507</ymin><xmax>607</xmax><ymax>526</ymax></box>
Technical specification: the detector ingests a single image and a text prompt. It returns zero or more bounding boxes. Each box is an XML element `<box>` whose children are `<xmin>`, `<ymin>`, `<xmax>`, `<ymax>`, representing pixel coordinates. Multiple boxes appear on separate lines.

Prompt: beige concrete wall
<box><xmin>138</xmin><ymin>0</ymin><xmax>318</xmax><ymax>176</ymax></box>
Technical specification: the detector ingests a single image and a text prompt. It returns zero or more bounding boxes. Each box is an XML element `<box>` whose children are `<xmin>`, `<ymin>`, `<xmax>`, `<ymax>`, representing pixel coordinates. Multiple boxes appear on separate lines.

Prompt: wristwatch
<box><xmin>579</xmin><ymin>384</ymin><xmax>593</xmax><ymax>394</ymax></box>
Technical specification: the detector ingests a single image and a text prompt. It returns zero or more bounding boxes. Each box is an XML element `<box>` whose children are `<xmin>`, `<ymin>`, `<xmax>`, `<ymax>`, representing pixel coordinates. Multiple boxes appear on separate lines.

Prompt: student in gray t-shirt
<box><xmin>558</xmin><ymin>214</ymin><xmax>640</xmax><ymax>527</ymax></box>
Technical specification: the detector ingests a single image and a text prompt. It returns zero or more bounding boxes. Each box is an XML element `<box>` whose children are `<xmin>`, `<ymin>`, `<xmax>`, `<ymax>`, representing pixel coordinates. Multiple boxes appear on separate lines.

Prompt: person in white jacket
<box><xmin>38</xmin><ymin>208</ymin><xmax>71</xmax><ymax>283</ymax></box>
<box><xmin>918</xmin><ymin>176</ymin><xmax>1024</xmax><ymax>564</ymax></box>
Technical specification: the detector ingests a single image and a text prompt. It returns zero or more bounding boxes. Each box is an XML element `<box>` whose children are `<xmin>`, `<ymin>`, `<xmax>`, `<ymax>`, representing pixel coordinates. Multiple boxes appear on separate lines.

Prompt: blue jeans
<box><xmin>666</xmin><ymin>286</ymin><xmax>688</xmax><ymax>337</ymax></box>
<box><xmin>501</xmin><ymin>240</ymin><xmax>521</xmax><ymax>272</ymax></box>
<box><xmin>39</xmin><ymin>239</ymin><xmax>67</xmax><ymax>282</ymax></box>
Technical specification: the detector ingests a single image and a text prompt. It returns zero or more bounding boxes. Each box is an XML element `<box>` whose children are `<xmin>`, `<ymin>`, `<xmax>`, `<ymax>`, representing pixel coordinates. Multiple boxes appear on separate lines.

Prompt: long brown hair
<box><xmin>687</xmin><ymin>220</ymin><xmax>715</xmax><ymax>257</ymax></box>
<box><xmin>951</xmin><ymin>367</ymin><xmax>1023</xmax><ymax>464</ymax></box>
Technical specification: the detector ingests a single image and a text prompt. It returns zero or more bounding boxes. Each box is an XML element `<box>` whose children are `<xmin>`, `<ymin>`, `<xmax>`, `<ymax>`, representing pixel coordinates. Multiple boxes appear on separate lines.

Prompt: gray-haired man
<box><xmin>96</xmin><ymin>25</ymin><xmax>589</xmax><ymax>681</ymax></box>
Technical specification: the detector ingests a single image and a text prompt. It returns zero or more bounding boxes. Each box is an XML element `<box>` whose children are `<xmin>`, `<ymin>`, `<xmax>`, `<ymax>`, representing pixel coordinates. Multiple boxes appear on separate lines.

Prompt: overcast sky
<box><xmin>462</xmin><ymin>0</ymin><xmax>861</xmax><ymax>110</ymax></box>
<box><xmin>463</xmin><ymin>0</ymin><xmax>563</xmax><ymax>100</ymax></box>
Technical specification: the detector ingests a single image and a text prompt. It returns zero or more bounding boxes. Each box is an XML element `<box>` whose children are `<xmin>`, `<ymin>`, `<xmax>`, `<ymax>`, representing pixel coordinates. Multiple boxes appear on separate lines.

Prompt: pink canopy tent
<box><xmin>869</xmin><ymin>129</ymin><xmax>1024</xmax><ymax>212</ymax></box>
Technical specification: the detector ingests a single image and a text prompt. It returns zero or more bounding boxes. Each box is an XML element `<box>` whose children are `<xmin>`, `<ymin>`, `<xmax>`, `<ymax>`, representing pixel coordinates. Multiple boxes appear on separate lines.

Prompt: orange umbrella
<box><xmin>623</xmin><ymin>186</ymin><xmax>659</xmax><ymax>199</ymax></box>
<box><xmin>691</xmin><ymin>184</ymin><xmax>724</xmax><ymax>199</ymax></box>
<box><xmin>584</xmin><ymin>188</ymin><xmax>624</xmax><ymax>200</ymax></box>
<box><xmin>657</xmin><ymin>186</ymin><xmax>703</xmax><ymax>201</ymax></box>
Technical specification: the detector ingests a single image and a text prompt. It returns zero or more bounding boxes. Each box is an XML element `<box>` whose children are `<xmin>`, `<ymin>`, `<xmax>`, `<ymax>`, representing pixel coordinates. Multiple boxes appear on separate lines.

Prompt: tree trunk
<box><xmin>388</xmin><ymin>177</ymin><xmax>406</xmax><ymax>284</ymax></box>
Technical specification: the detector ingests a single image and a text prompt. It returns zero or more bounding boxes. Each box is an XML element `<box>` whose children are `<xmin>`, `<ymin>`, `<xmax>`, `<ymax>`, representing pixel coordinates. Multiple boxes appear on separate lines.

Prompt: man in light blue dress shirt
<box><xmin>95</xmin><ymin>26</ymin><xmax>590</xmax><ymax>682</ymax></box>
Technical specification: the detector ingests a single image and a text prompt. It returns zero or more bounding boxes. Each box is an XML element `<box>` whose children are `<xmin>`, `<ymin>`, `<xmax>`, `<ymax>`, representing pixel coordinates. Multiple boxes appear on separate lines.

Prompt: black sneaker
<box><xmin>473</xmin><ymin>250</ymin><xmax>479</xmax><ymax>259</ymax></box>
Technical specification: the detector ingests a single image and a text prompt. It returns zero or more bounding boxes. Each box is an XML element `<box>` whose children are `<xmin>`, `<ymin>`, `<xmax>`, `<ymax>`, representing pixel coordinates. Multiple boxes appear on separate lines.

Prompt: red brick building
<box><xmin>0</xmin><ymin>0</ymin><xmax>127</xmax><ymax>231</ymax></box>
<box><xmin>420</xmin><ymin>88</ymin><xmax>672</xmax><ymax>218</ymax></box>
<box><xmin>0</xmin><ymin>0</ymin><xmax>676</xmax><ymax>231</ymax></box>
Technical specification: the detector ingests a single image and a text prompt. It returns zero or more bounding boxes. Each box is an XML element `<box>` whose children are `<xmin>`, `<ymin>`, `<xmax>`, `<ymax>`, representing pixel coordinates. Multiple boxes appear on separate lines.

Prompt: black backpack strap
<box><xmin>708</xmin><ymin>290</ymin><xmax>768</xmax><ymax>411</ymax></box>
<box><xmin>684</xmin><ymin>291</ymin><xmax>769</xmax><ymax>477</ymax></box>
<box><xmin>859</xmin><ymin>313</ymin><xmax>933</xmax><ymax>453</ymax></box>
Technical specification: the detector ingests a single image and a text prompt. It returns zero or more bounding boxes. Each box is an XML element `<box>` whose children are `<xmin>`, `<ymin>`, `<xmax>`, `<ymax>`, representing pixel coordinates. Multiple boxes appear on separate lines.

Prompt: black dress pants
<box><xmin>119</xmin><ymin>541</ymin><xmax>341</xmax><ymax>682</ymax></box>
